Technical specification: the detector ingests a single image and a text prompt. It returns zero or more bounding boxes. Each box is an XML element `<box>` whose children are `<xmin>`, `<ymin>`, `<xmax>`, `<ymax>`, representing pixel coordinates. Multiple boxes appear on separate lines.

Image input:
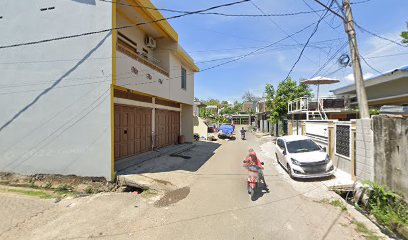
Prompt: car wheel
<box><xmin>287</xmin><ymin>164</ymin><xmax>294</xmax><ymax>179</ymax></box>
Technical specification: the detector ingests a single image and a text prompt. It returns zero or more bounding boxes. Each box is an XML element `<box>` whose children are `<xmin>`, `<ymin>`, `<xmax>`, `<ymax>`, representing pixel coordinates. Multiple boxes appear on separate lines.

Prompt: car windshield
<box><xmin>286</xmin><ymin>139</ymin><xmax>321</xmax><ymax>153</ymax></box>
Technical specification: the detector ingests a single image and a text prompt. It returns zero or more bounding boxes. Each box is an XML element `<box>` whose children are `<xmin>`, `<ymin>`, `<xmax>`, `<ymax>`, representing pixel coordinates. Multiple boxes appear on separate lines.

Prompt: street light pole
<box><xmin>343</xmin><ymin>0</ymin><xmax>370</xmax><ymax>118</ymax></box>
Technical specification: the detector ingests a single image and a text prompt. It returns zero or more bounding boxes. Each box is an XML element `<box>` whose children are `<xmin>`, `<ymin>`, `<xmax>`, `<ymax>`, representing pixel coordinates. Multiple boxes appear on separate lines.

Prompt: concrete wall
<box><xmin>355</xmin><ymin>119</ymin><xmax>374</xmax><ymax>181</ymax></box>
<box><xmin>373</xmin><ymin>116</ymin><xmax>408</xmax><ymax>199</ymax></box>
<box><xmin>0</xmin><ymin>1</ymin><xmax>113</xmax><ymax>179</ymax></box>
<box><xmin>193</xmin><ymin>116</ymin><xmax>208</xmax><ymax>140</ymax></box>
<box><xmin>181</xmin><ymin>104</ymin><xmax>193</xmax><ymax>142</ymax></box>
<box><xmin>304</xmin><ymin>121</ymin><xmax>329</xmax><ymax>152</ymax></box>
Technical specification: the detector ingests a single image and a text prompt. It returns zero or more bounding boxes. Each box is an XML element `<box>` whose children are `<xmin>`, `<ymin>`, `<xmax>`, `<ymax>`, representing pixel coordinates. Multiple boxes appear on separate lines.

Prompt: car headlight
<box><xmin>325</xmin><ymin>155</ymin><xmax>330</xmax><ymax>163</ymax></box>
<box><xmin>291</xmin><ymin>158</ymin><xmax>301</xmax><ymax>165</ymax></box>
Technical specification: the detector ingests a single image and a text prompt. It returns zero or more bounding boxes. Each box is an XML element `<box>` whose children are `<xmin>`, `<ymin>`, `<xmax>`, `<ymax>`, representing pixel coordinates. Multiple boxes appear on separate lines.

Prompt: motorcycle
<box><xmin>243</xmin><ymin>161</ymin><xmax>264</xmax><ymax>201</ymax></box>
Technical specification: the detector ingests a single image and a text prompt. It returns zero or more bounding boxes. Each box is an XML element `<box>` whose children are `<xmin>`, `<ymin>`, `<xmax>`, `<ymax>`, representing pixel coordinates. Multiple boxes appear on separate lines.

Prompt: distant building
<box><xmin>206</xmin><ymin>105</ymin><xmax>219</xmax><ymax>115</ymax></box>
<box><xmin>193</xmin><ymin>101</ymin><xmax>207</xmax><ymax>117</ymax></box>
<box><xmin>242</xmin><ymin>101</ymin><xmax>257</xmax><ymax>112</ymax></box>
<box><xmin>332</xmin><ymin>66</ymin><xmax>408</xmax><ymax>107</ymax></box>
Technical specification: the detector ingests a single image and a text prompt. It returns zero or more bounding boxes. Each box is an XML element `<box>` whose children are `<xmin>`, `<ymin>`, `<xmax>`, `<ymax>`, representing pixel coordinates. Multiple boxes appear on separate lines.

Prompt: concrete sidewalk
<box><xmin>115</xmin><ymin>143</ymin><xmax>195</xmax><ymax>175</ymax></box>
<box><xmin>117</xmin><ymin>141</ymin><xmax>221</xmax><ymax>191</ymax></box>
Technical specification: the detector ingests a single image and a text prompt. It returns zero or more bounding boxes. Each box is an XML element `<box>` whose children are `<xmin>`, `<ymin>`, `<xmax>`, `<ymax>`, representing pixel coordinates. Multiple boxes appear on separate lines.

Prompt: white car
<box><xmin>275</xmin><ymin>135</ymin><xmax>335</xmax><ymax>179</ymax></box>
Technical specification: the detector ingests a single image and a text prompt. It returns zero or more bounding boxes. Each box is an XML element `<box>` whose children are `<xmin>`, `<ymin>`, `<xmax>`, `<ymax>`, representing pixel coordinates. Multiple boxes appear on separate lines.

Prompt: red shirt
<box><xmin>243</xmin><ymin>156</ymin><xmax>264</xmax><ymax>169</ymax></box>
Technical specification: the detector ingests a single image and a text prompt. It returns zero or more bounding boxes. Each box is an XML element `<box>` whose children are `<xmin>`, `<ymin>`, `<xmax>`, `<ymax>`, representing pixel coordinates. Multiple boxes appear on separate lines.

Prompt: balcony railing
<box><xmin>117</xmin><ymin>38</ymin><xmax>169</xmax><ymax>77</ymax></box>
<box><xmin>288</xmin><ymin>97</ymin><xmax>347</xmax><ymax>113</ymax></box>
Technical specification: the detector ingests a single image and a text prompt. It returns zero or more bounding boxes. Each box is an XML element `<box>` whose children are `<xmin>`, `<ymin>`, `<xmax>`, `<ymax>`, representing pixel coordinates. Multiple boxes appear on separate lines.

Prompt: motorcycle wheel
<box><xmin>250</xmin><ymin>188</ymin><xmax>256</xmax><ymax>201</ymax></box>
<box><xmin>247</xmin><ymin>183</ymin><xmax>251</xmax><ymax>194</ymax></box>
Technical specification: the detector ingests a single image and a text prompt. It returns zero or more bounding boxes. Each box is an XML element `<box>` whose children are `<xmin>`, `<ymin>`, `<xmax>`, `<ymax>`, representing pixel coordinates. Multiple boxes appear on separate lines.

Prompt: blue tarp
<box><xmin>219</xmin><ymin>124</ymin><xmax>234</xmax><ymax>134</ymax></box>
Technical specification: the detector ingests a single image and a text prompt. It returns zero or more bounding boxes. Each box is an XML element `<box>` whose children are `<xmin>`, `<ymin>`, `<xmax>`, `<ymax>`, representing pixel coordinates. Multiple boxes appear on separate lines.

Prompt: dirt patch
<box><xmin>0</xmin><ymin>172</ymin><xmax>115</xmax><ymax>195</ymax></box>
<box><xmin>154</xmin><ymin>187</ymin><xmax>190</xmax><ymax>208</ymax></box>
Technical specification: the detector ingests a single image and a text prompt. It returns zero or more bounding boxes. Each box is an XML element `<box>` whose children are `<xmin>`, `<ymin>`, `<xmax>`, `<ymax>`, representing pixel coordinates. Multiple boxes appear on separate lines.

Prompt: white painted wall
<box><xmin>115</xmin><ymin>15</ymin><xmax>195</xmax><ymax>106</ymax></box>
<box><xmin>0</xmin><ymin>1</ymin><xmax>113</xmax><ymax>180</ymax></box>
<box><xmin>305</xmin><ymin>121</ymin><xmax>329</xmax><ymax>138</ymax></box>
<box><xmin>181</xmin><ymin>104</ymin><xmax>193</xmax><ymax>142</ymax></box>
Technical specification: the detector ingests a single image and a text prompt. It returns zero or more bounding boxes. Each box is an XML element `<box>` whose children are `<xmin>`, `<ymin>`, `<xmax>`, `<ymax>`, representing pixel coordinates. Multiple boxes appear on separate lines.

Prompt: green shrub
<box><xmin>363</xmin><ymin>181</ymin><xmax>408</xmax><ymax>231</ymax></box>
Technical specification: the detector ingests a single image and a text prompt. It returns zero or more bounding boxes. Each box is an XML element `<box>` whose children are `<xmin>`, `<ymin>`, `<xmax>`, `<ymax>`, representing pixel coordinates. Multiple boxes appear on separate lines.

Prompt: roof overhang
<box><xmin>332</xmin><ymin>66</ymin><xmax>408</xmax><ymax>95</ymax></box>
<box><xmin>176</xmin><ymin>46</ymin><xmax>200</xmax><ymax>72</ymax></box>
<box><xmin>133</xmin><ymin>0</ymin><xmax>178</xmax><ymax>42</ymax></box>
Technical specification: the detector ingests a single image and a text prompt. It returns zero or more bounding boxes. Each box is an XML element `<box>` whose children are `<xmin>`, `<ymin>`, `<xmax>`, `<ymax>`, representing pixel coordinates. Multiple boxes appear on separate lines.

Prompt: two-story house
<box><xmin>0</xmin><ymin>0</ymin><xmax>198</xmax><ymax>180</ymax></box>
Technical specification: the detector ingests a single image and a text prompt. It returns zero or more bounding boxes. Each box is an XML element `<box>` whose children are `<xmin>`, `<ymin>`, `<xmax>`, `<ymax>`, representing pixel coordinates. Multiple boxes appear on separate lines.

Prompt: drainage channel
<box><xmin>332</xmin><ymin>186</ymin><xmax>406</xmax><ymax>240</ymax></box>
<box><xmin>120</xmin><ymin>185</ymin><xmax>145</xmax><ymax>194</ymax></box>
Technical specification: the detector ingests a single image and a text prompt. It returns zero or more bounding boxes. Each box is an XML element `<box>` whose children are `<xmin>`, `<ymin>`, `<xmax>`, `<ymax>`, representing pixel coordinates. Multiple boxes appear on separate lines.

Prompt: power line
<box><xmin>365</xmin><ymin>52</ymin><xmax>408</xmax><ymax>59</ymax></box>
<box><xmin>0</xmin><ymin>37</ymin><xmax>345</xmax><ymax>65</ymax></box>
<box><xmin>0</xmin><ymin>0</ymin><xmax>250</xmax><ymax>50</ymax></box>
<box><xmin>285</xmin><ymin>1</ymin><xmax>334</xmax><ymax>79</ymax></box>
<box><xmin>100</xmin><ymin>0</ymin><xmax>332</xmax><ymax>17</ymax></box>
<box><xmin>200</xmin><ymin>22</ymin><xmax>318</xmax><ymax>72</ymax></box>
<box><xmin>360</xmin><ymin>55</ymin><xmax>382</xmax><ymax>74</ymax></box>
<box><xmin>311</xmin><ymin>41</ymin><xmax>349</xmax><ymax>78</ymax></box>
<box><xmin>353</xmin><ymin>22</ymin><xmax>408</xmax><ymax>48</ymax></box>
<box><xmin>351</xmin><ymin>0</ymin><xmax>373</xmax><ymax>4</ymax></box>
<box><xmin>0</xmin><ymin>22</ymin><xmax>315</xmax><ymax>95</ymax></box>
<box><xmin>250</xmin><ymin>1</ymin><xmax>324</xmax><ymax>64</ymax></box>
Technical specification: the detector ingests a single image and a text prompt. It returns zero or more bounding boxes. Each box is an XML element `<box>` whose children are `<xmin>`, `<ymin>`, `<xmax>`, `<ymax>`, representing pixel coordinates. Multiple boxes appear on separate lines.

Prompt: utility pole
<box><xmin>343</xmin><ymin>0</ymin><xmax>370</xmax><ymax>118</ymax></box>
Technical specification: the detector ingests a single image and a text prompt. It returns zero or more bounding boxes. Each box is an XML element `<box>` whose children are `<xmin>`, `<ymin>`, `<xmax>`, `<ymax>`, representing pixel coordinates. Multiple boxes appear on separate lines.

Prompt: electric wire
<box><xmin>250</xmin><ymin>1</ymin><xmax>324</xmax><ymax>64</ymax></box>
<box><xmin>199</xmin><ymin>22</ymin><xmax>318</xmax><ymax>72</ymax></box>
<box><xmin>311</xmin><ymin>41</ymin><xmax>349</xmax><ymax>78</ymax></box>
<box><xmin>100</xmin><ymin>0</ymin><xmax>331</xmax><ymax>17</ymax></box>
<box><xmin>285</xmin><ymin>1</ymin><xmax>334</xmax><ymax>80</ymax></box>
<box><xmin>0</xmin><ymin>0</ymin><xmax>250</xmax><ymax>49</ymax></box>
<box><xmin>353</xmin><ymin>22</ymin><xmax>408</xmax><ymax>48</ymax></box>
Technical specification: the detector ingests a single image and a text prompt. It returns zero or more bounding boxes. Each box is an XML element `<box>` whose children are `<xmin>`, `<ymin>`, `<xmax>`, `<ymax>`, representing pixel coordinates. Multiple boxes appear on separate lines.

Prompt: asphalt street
<box><xmin>0</xmin><ymin>130</ymin><xmax>369</xmax><ymax>240</ymax></box>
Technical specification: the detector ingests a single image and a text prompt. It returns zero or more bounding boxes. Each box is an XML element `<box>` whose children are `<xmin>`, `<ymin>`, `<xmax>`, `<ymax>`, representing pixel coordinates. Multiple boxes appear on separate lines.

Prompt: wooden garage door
<box><xmin>114</xmin><ymin>104</ymin><xmax>152</xmax><ymax>160</ymax></box>
<box><xmin>155</xmin><ymin>109</ymin><xmax>180</xmax><ymax>148</ymax></box>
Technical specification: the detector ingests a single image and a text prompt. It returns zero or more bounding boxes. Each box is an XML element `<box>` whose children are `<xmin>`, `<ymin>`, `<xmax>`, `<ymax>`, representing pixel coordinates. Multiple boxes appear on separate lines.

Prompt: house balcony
<box><xmin>288</xmin><ymin>97</ymin><xmax>352</xmax><ymax>120</ymax></box>
<box><xmin>288</xmin><ymin>97</ymin><xmax>350</xmax><ymax>113</ymax></box>
<box><xmin>117</xmin><ymin>38</ymin><xmax>169</xmax><ymax>77</ymax></box>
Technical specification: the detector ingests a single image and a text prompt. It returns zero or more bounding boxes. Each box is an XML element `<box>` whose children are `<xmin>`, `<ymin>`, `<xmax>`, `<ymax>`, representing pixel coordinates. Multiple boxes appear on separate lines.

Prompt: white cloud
<box><xmin>345</xmin><ymin>72</ymin><xmax>375</xmax><ymax>82</ymax></box>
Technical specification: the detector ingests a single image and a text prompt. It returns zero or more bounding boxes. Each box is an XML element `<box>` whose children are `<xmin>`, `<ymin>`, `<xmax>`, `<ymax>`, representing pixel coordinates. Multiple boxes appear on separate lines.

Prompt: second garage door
<box><xmin>114</xmin><ymin>104</ymin><xmax>152</xmax><ymax>160</ymax></box>
<box><xmin>155</xmin><ymin>109</ymin><xmax>180</xmax><ymax>148</ymax></box>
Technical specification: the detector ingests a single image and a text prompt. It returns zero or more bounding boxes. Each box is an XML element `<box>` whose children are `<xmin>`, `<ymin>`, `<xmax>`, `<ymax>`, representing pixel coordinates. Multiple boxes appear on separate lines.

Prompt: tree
<box><xmin>204</xmin><ymin>98</ymin><xmax>220</xmax><ymax>107</ymax></box>
<box><xmin>402</xmin><ymin>22</ymin><xmax>408</xmax><ymax>44</ymax></box>
<box><xmin>232</xmin><ymin>101</ymin><xmax>243</xmax><ymax>113</ymax></box>
<box><xmin>194</xmin><ymin>97</ymin><xmax>200</xmax><ymax>102</ymax></box>
<box><xmin>264</xmin><ymin>83</ymin><xmax>275</xmax><ymax>110</ymax></box>
<box><xmin>267</xmin><ymin>78</ymin><xmax>312</xmax><ymax>123</ymax></box>
<box><xmin>242</xmin><ymin>91</ymin><xmax>259</xmax><ymax>102</ymax></box>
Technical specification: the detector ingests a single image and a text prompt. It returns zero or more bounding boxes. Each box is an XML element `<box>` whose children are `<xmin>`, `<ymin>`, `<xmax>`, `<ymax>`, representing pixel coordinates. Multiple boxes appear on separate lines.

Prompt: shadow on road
<box><xmin>293</xmin><ymin>175</ymin><xmax>336</xmax><ymax>183</ymax></box>
<box><xmin>116</xmin><ymin>141</ymin><xmax>221</xmax><ymax>175</ymax></box>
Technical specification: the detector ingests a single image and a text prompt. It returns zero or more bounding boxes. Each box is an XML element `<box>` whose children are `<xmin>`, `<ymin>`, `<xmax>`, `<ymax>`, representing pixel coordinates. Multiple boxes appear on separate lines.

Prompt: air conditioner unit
<box><xmin>145</xmin><ymin>36</ymin><xmax>156</xmax><ymax>49</ymax></box>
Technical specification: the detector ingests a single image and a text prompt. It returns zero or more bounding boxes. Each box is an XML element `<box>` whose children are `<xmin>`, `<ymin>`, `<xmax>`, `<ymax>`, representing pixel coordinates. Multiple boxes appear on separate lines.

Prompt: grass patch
<box><xmin>7</xmin><ymin>188</ymin><xmax>54</xmax><ymax>199</ymax></box>
<box><xmin>85</xmin><ymin>186</ymin><xmax>94</xmax><ymax>194</ymax></box>
<box><xmin>319</xmin><ymin>199</ymin><xmax>347</xmax><ymax>211</ymax></box>
<box><xmin>352</xmin><ymin>221</ymin><xmax>380</xmax><ymax>240</ymax></box>
<box><xmin>329</xmin><ymin>199</ymin><xmax>347</xmax><ymax>211</ymax></box>
<box><xmin>53</xmin><ymin>184</ymin><xmax>76</xmax><ymax>197</ymax></box>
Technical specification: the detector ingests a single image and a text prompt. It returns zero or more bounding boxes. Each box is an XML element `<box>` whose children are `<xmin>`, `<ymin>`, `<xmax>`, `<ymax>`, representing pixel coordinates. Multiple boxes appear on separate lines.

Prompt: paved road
<box><xmin>0</xmin><ymin>131</ymin><xmax>368</xmax><ymax>240</ymax></box>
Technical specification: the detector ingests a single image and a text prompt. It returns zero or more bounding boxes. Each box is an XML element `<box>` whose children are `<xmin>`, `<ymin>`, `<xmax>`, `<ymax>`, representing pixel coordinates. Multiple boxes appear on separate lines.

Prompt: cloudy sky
<box><xmin>152</xmin><ymin>0</ymin><xmax>408</xmax><ymax>101</ymax></box>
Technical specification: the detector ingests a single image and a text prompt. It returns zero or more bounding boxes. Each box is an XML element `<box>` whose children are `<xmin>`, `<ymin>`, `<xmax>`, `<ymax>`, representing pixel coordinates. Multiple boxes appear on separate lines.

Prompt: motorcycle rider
<box><xmin>240</xmin><ymin>127</ymin><xmax>246</xmax><ymax>139</ymax></box>
<box><xmin>244</xmin><ymin>149</ymin><xmax>269</xmax><ymax>192</ymax></box>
